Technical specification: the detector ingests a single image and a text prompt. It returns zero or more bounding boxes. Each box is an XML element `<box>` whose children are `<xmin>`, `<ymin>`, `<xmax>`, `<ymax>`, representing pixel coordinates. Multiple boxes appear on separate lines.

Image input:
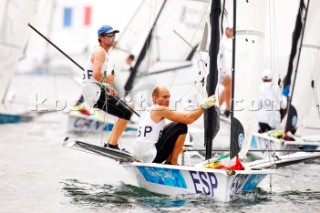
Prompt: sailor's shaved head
<box><xmin>152</xmin><ymin>86</ymin><xmax>170</xmax><ymax>106</ymax></box>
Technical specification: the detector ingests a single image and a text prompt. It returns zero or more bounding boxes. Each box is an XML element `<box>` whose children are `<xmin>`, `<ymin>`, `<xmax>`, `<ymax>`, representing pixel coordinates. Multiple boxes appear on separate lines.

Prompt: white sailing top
<box><xmin>256</xmin><ymin>82</ymin><xmax>287</xmax><ymax>129</ymax></box>
<box><xmin>132</xmin><ymin>107</ymin><xmax>165</xmax><ymax>162</ymax></box>
<box><xmin>83</xmin><ymin>47</ymin><xmax>109</xmax><ymax>83</ymax></box>
<box><xmin>82</xmin><ymin>47</ymin><xmax>109</xmax><ymax>107</ymax></box>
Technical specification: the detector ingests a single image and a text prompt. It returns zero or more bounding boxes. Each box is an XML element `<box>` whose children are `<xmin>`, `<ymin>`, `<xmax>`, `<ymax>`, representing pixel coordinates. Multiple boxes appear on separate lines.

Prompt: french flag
<box><xmin>63</xmin><ymin>6</ymin><xmax>91</xmax><ymax>28</ymax></box>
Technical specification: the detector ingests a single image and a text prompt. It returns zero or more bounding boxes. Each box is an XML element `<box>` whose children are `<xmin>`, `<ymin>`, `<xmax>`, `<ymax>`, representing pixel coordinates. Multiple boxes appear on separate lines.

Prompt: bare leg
<box><xmin>167</xmin><ymin>134</ymin><xmax>187</xmax><ymax>165</ymax></box>
<box><xmin>166</xmin><ymin>153</ymin><xmax>173</xmax><ymax>163</ymax></box>
<box><xmin>219</xmin><ymin>75</ymin><xmax>231</xmax><ymax>110</ymax></box>
<box><xmin>223</xmin><ymin>75</ymin><xmax>231</xmax><ymax>110</ymax></box>
<box><xmin>108</xmin><ymin>118</ymin><xmax>129</xmax><ymax>146</ymax></box>
<box><xmin>219</xmin><ymin>89</ymin><xmax>226</xmax><ymax>107</ymax></box>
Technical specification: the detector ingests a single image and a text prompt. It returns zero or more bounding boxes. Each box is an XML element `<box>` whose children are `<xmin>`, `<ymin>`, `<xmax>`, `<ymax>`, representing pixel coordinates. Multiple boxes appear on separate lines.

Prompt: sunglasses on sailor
<box><xmin>103</xmin><ymin>33</ymin><xmax>116</xmax><ymax>38</ymax></box>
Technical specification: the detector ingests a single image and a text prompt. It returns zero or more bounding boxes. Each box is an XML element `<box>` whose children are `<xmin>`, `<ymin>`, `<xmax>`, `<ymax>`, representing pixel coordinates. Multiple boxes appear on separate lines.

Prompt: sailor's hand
<box><xmin>101</xmin><ymin>83</ymin><xmax>111</xmax><ymax>90</ymax></box>
<box><xmin>105</xmin><ymin>74</ymin><xmax>116</xmax><ymax>84</ymax></box>
<box><xmin>108</xmin><ymin>88</ymin><xmax>117</xmax><ymax>96</ymax></box>
<box><xmin>201</xmin><ymin>95</ymin><xmax>216</xmax><ymax>109</ymax></box>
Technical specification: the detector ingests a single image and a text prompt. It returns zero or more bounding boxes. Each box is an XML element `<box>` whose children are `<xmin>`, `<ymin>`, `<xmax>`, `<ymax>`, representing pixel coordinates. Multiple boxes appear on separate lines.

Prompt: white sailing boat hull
<box><xmin>250</xmin><ymin>132</ymin><xmax>320</xmax><ymax>159</ymax></box>
<box><xmin>123</xmin><ymin>162</ymin><xmax>271</xmax><ymax>202</ymax></box>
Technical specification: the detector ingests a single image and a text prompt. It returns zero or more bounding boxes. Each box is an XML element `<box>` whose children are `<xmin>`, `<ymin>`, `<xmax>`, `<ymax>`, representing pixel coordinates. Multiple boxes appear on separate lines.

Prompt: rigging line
<box><xmin>125</xmin><ymin>0</ymin><xmax>165</xmax><ymax>97</ymax></box>
<box><xmin>303</xmin><ymin>44</ymin><xmax>320</xmax><ymax>49</ymax></box>
<box><xmin>74</xmin><ymin>96</ymin><xmax>98</xmax><ymax>142</ymax></box>
<box><xmin>178</xmin><ymin>82</ymin><xmax>198</xmax><ymax>101</ymax></box>
<box><xmin>173</xmin><ymin>30</ymin><xmax>193</xmax><ymax>48</ymax></box>
<box><xmin>112</xmin><ymin>0</ymin><xmax>145</xmax><ymax>61</ymax></box>
<box><xmin>28</xmin><ymin>23</ymin><xmax>140</xmax><ymax>117</ymax></box>
<box><xmin>74</xmin><ymin>93</ymin><xmax>112</xmax><ymax>141</ymax></box>
<box><xmin>268</xmin><ymin>0</ymin><xmax>274</xmax><ymax>74</ymax></box>
<box><xmin>169</xmin><ymin>4</ymin><xmax>210</xmax><ymax>88</ymax></box>
<box><xmin>272</xmin><ymin>0</ymin><xmax>280</xmax><ymax>80</ymax></box>
<box><xmin>311</xmin><ymin>80</ymin><xmax>320</xmax><ymax>119</ymax></box>
<box><xmin>268</xmin><ymin>0</ymin><xmax>280</xmax><ymax>80</ymax></box>
<box><xmin>180</xmin><ymin>2</ymin><xmax>211</xmax><ymax>61</ymax></box>
<box><xmin>142</xmin><ymin>0</ymin><xmax>195</xmax><ymax>94</ymax></box>
<box><xmin>126</xmin><ymin>80</ymin><xmax>198</xmax><ymax>98</ymax></box>
<box><xmin>100</xmin><ymin>93</ymin><xmax>109</xmax><ymax>146</ymax></box>
<box><xmin>136</xmin><ymin>63</ymin><xmax>193</xmax><ymax>77</ymax></box>
<box><xmin>116</xmin><ymin>0</ymin><xmax>130</xmax><ymax>28</ymax></box>
<box><xmin>168</xmin><ymin>2</ymin><xmax>211</xmax><ymax>90</ymax></box>
<box><xmin>139</xmin><ymin>0</ymin><xmax>159</xmax><ymax>96</ymax></box>
<box><xmin>167</xmin><ymin>80</ymin><xmax>202</xmax><ymax>88</ymax></box>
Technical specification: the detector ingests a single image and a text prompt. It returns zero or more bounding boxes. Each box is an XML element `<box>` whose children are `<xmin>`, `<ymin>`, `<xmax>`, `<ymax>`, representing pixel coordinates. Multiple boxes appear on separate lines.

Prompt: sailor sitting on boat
<box><xmin>132</xmin><ymin>86</ymin><xmax>216</xmax><ymax>165</ymax></box>
<box><xmin>257</xmin><ymin>68</ymin><xmax>289</xmax><ymax>133</ymax></box>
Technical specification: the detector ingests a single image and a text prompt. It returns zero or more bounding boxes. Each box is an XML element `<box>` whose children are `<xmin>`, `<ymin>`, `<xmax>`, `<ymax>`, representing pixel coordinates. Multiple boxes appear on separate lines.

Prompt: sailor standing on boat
<box><xmin>257</xmin><ymin>68</ymin><xmax>289</xmax><ymax>133</ymax></box>
<box><xmin>82</xmin><ymin>25</ymin><xmax>133</xmax><ymax>150</ymax></box>
<box><xmin>132</xmin><ymin>86</ymin><xmax>216</xmax><ymax>165</ymax></box>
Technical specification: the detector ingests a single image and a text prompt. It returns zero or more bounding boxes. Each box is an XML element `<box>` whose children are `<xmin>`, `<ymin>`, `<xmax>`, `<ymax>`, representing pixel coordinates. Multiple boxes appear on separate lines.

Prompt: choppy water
<box><xmin>1</xmin><ymin>76</ymin><xmax>320</xmax><ymax>212</ymax></box>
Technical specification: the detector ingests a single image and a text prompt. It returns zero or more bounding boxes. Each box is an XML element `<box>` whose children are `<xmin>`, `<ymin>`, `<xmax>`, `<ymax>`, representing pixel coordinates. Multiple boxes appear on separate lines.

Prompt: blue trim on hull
<box><xmin>0</xmin><ymin>113</ymin><xmax>21</xmax><ymax>124</ymax></box>
<box><xmin>137</xmin><ymin>166</ymin><xmax>187</xmax><ymax>188</ymax></box>
<box><xmin>242</xmin><ymin>174</ymin><xmax>267</xmax><ymax>191</ymax></box>
<box><xmin>102</xmin><ymin>123</ymin><xmax>137</xmax><ymax>132</ymax></box>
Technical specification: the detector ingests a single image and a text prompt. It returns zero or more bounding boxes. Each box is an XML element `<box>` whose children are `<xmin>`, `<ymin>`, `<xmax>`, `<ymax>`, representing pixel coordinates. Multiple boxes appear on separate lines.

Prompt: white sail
<box><xmin>0</xmin><ymin>0</ymin><xmax>39</xmax><ymax>105</ymax></box>
<box><xmin>107</xmin><ymin>0</ymin><xmax>166</xmax><ymax>96</ymax></box>
<box><xmin>265</xmin><ymin>0</ymin><xmax>320</xmax><ymax>131</ymax></box>
<box><xmin>131</xmin><ymin>0</ymin><xmax>209</xmax><ymax>107</ymax></box>
<box><xmin>109</xmin><ymin>0</ymin><xmax>209</xmax><ymax>107</ymax></box>
<box><xmin>290</xmin><ymin>0</ymin><xmax>320</xmax><ymax>130</ymax></box>
<box><xmin>245</xmin><ymin>0</ymin><xmax>320</xmax><ymax>160</ymax></box>
<box><xmin>222</xmin><ymin>0</ymin><xmax>268</xmax><ymax>158</ymax></box>
<box><xmin>110</xmin><ymin>0</ymin><xmax>165</xmax><ymax>66</ymax></box>
<box><xmin>151</xmin><ymin>0</ymin><xmax>208</xmax><ymax>62</ymax></box>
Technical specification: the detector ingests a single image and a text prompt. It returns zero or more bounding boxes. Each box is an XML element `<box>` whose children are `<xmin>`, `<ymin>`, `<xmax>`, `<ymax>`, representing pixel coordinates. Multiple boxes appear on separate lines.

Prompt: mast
<box><xmin>204</xmin><ymin>0</ymin><xmax>221</xmax><ymax>160</ymax></box>
<box><xmin>228</xmin><ymin>0</ymin><xmax>244</xmax><ymax>159</ymax></box>
<box><xmin>284</xmin><ymin>0</ymin><xmax>310</xmax><ymax>133</ymax></box>
<box><xmin>124</xmin><ymin>0</ymin><xmax>167</xmax><ymax>96</ymax></box>
<box><xmin>229</xmin><ymin>0</ymin><xmax>237</xmax><ymax>159</ymax></box>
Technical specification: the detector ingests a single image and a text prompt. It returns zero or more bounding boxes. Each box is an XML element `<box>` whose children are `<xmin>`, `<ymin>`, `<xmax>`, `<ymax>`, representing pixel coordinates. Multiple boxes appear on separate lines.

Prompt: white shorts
<box><xmin>132</xmin><ymin>140</ymin><xmax>157</xmax><ymax>163</ymax></box>
<box><xmin>82</xmin><ymin>83</ymin><xmax>101</xmax><ymax>108</ymax></box>
<box><xmin>219</xmin><ymin>67</ymin><xmax>229</xmax><ymax>83</ymax></box>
